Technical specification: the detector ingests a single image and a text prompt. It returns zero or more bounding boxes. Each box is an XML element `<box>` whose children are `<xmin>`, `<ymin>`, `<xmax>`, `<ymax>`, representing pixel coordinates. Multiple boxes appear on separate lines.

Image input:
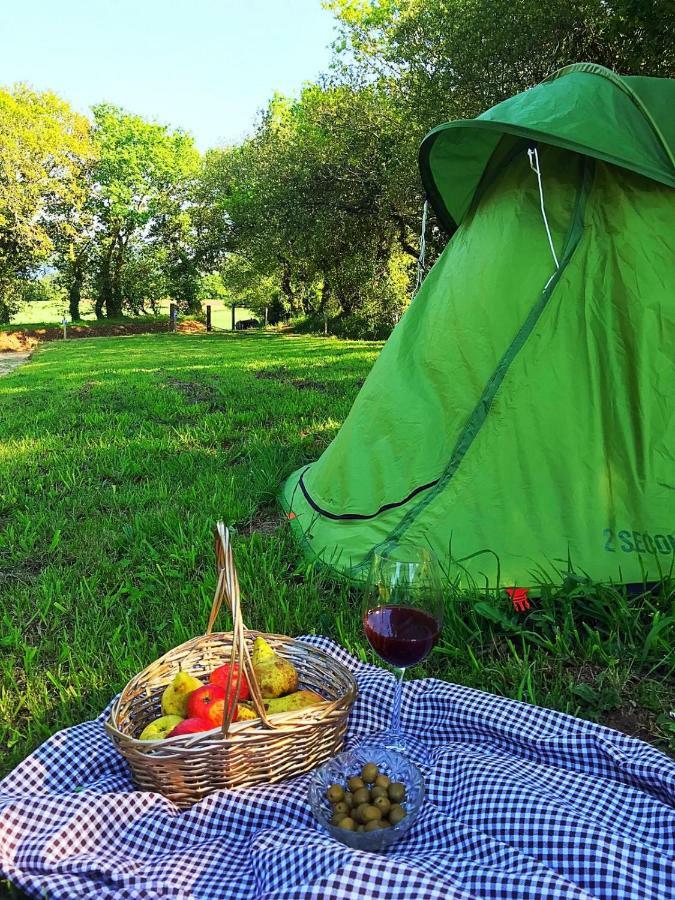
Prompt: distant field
<box><xmin>0</xmin><ymin>331</ymin><xmax>672</xmax><ymax>784</ymax></box>
<box><xmin>10</xmin><ymin>298</ymin><xmax>254</xmax><ymax>330</ymax></box>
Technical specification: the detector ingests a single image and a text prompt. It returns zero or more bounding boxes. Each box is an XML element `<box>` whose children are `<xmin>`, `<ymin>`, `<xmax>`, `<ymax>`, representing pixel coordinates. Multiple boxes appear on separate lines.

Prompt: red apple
<box><xmin>186</xmin><ymin>683</ymin><xmax>226</xmax><ymax>721</ymax></box>
<box><xmin>167</xmin><ymin>717</ymin><xmax>213</xmax><ymax>737</ymax></box>
<box><xmin>209</xmin><ymin>663</ymin><xmax>250</xmax><ymax>702</ymax></box>
<box><xmin>203</xmin><ymin>697</ymin><xmax>239</xmax><ymax>727</ymax></box>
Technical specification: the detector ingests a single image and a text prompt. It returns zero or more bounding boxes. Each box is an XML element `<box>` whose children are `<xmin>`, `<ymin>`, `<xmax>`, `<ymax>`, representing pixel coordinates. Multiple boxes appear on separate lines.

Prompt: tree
<box><xmin>206</xmin><ymin>85</ymin><xmax>415</xmax><ymax>329</ymax></box>
<box><xmin>89</xmin><ymin>105</ymin><xmax>200</xmax><ymax>318</ymax></box>
<box><xmin>50</xmin><ymin>154</ymin><xmax>99</xmax><ymax>321</ymax></box>
<box><xmin>0</xmin><ymin>85</ymin><xmax>92</xmax><ymax>322</ymax></box>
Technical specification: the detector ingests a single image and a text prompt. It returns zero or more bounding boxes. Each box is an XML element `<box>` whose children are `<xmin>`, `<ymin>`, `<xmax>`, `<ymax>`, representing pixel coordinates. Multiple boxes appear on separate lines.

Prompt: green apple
<box><xmin>139</xmin><ymin>714</ymin><xmax>184</xmax><ymax>740</ymax></box>
<box><xmin>161</xmin><ymin>671</ymin><xmax>203</xmax><ymax>716</ymax></box>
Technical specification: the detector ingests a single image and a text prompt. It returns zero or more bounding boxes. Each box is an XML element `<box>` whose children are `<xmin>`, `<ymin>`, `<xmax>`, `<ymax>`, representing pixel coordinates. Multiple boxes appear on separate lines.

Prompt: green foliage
<box><xmin>202</xmin><ymin>81</ymin><xmax>417</xmax><ymax>331</ymax></box>
<box><xmin>89</xmin><ymin>105</ymin><xmax>201</xmax><ymax>318</ymax></box>
<box><xmin>0</xmin><ymin>85</ymin><xmax>93</xmax><ymax>322</ymax></box>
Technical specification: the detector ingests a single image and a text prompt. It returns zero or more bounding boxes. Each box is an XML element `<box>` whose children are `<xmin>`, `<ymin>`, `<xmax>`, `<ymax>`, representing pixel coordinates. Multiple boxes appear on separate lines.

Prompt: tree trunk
<box><xmin>320</xmin><ymin>275</ymin><xmax>332</xmax><ymax>334</ymax></box>
<box><xmin>279</xmin><ymin>258</ymin><xmax>295</xmax><ymax>308</ymax></box>
<box><xmin>105</xmin><ymin>233</ymin><xmax>125</xmax><ymax>319</ymax></box>
<box><xmin>107</xmin><ymin>262</ymin><xmax>123</xmax><ymax>318</ymax></box>
<box><xmin>97</xmin><ymin>240</ymin><xmax>116</xmax><ymax>318</ymax></box>
<box><xmin>68</xmin><ymin>267</ymin><xmax>82</xmax><ymax>321</ymax></box>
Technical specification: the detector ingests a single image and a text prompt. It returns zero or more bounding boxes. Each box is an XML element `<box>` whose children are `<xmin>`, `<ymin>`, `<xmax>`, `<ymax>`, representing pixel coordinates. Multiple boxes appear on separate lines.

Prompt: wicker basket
<box><xmin>106</xmin><ymin>522</ymin><xmax>358</xmax><ymax>808</ymax></box>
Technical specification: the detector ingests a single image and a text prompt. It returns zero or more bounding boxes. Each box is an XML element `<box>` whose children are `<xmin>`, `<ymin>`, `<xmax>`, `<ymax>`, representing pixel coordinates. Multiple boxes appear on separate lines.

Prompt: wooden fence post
<box><xmin>206</xmin><ymin>305</ymin><xmax>212</xmax><ymax>332</ymax></box>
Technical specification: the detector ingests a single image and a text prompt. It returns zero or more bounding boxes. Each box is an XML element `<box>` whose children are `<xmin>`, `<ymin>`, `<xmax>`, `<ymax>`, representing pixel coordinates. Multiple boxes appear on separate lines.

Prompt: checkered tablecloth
<box><xmin>1</xmin><ymin>637</ymin><xmax>674</xmax><ymax>899</ymax></box>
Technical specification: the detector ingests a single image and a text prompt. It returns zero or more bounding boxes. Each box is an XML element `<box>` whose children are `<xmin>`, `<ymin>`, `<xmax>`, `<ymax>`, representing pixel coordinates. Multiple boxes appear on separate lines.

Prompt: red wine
<box><xmin>363</xmin><ymin>605</ymin><xmax>440</xmax><ymax>668</ymax></box>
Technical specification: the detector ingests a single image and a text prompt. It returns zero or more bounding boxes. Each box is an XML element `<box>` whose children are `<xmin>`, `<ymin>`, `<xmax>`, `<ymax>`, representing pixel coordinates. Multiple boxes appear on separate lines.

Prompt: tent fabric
<box><xmin>281</xmin><ymin>66</ymin><xmax>675</xmax><ymax>589</ymax></box>
<box><xmin>419</xmin><ymin>63</ymin><xmax>675</xmax><ymax>234</ymax></box>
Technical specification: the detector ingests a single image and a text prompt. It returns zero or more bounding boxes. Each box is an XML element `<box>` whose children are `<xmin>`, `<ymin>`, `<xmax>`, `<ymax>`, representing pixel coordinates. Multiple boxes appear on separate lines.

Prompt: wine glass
<box><xmin>361</xmin><ymin>550</ymin><xmax>444</xmax><ymax>760</ymax></box>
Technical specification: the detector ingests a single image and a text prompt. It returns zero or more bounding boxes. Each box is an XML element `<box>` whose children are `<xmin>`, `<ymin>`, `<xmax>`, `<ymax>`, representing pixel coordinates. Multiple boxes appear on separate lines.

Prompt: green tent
<box><xmin>281</xmin><ymin>63</ymin><xmax>675</xmax><ymax>588</ymax></box>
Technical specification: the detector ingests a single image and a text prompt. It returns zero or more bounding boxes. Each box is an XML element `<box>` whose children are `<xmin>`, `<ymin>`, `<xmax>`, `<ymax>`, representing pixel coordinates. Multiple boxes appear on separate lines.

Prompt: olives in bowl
<box><xmin>308</xmin><ymin>744</ymin><xmax>424</xmax><ymax>852</ymax></box>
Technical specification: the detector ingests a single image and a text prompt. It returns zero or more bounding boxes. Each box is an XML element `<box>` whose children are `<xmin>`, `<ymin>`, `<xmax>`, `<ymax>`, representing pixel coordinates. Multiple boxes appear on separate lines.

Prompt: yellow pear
<box><xmin>236</xmin><ymin>703</ymin><xmax>259</xmax><ymax>721</ymax></box>
<box><xmin>264</xmin><ymin>690</ymin><xmax>325</xmax><ymax>714</ymax></box>
<box><xmin>251</xmin><ymin>636</ymin><xmax>298</xmax><ymax>698</ymax></box>
<box><xmin>139</xmin><ymin>714</ymin><xmax>184</xmax><ymax>740</ymax></box>
<box><xmin>161</xmin><ymin>671</ymin><xmax>203</xmax><ymax>716</ymax></box>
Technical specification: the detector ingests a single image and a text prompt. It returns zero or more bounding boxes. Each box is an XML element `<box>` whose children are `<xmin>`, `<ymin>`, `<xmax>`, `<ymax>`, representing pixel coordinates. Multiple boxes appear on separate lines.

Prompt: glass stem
<box><xmin>390</xmin><ymin>667</ymin><xmax>406</xmax><ymax>736</ymax></box>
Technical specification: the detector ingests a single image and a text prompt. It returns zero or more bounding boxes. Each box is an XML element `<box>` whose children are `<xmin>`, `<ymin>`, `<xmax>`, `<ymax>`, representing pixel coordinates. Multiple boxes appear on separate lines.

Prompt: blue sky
<box><xmin>0</xmin><ymin>0</ymin><xmax>338</xmax><ymax>149</ymax></box>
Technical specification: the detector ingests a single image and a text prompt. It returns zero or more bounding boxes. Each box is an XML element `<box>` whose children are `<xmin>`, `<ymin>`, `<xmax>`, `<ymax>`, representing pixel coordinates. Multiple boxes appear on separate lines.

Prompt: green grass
<box><xmin>0</xmin><ymin>332</ymin><xmax>673</xmax><ymax>782</ymax></box>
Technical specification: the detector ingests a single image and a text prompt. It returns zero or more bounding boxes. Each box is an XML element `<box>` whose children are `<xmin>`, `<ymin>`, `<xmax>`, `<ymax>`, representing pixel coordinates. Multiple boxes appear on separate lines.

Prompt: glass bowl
<box><xmin>308</xmin><ymin>743</ymin><xmax>425</xmax><ymax>852</ymax></box>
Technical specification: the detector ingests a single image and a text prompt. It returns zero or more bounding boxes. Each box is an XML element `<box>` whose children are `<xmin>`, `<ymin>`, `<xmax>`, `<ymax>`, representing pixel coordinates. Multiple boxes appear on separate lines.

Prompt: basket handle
<box><xmin>206</xmin><ymin>522</ymin><xmax>277</xmax><ymax>734</ymax></box>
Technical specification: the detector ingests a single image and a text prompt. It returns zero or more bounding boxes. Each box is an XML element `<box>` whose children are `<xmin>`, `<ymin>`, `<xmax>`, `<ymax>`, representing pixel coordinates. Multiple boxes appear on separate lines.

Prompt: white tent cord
<box><xmin>414</xmin><ymin>198</ymin><xmax>429</xmax><ymax>294</ymax></box>
<box><xmin>527</xmin><ymin>146</ymin><xmax>559</xmax><ymax>270</ymax></box>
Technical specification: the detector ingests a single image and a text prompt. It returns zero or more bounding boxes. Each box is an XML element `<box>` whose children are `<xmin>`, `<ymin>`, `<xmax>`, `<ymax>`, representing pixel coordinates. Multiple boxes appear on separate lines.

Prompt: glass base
<box><xmin>358</xmin><ymin>729</ymin><xmax>432</xmax><ymax>765</ymax></box>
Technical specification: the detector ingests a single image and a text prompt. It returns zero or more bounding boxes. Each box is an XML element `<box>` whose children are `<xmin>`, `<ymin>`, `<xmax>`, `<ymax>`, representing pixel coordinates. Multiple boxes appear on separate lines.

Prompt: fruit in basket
<box><xmin>167</xmin><ymin>717</ymin><xmax>214</xmax><ymax>737</ymax></box>
<box><xmin>139</xmin><ymin>715</ymin><xmax>184</xmax><ymax>741</ymax></box>
<box><xmin>236</xmin><ymin>703</ymin><xmax>259</xmax><ymax>721</ymax></box>
<box><xmin>186</xmin><ymin>684</ymin><xmax>226</xmax><ymax>719</ymax></box>
<box><xmin>204</xmin><ymin>697</ymin><xmax>239</xmax><ymax>727</ymax></box>
<box><xmin>263</xmin><ymin>690</ymin><xmax>324</xmax><ymax>714</ymax></box>
<box><xmin>210</xmin><ymin>663</ymin><xmax>250</xmax><ymax>701</ymax></box>
<box><xmin>251</xmin><ymin>636</ymin><xmax>298</xmax><ymax>698</ymax></box>
<box><xmin>161</xmin><ymin>672</ymin><xmax>203</xmax><ymax>716</ymax></box>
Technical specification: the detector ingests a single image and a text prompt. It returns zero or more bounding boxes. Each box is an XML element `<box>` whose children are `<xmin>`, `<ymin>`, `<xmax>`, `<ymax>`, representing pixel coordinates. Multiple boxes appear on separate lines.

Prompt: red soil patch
<box><xmin>0</xmin><ymin>319</ymin><xmax>206</xmax><ymax>352</ymax></box>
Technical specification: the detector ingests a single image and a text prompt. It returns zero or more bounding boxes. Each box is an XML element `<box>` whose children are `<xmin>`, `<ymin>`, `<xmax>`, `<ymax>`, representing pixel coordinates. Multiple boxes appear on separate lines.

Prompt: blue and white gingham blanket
<box><xmin>1</xmin><ymin>637</ymin><xmax>673</xmax><ymax>899</ymax></box>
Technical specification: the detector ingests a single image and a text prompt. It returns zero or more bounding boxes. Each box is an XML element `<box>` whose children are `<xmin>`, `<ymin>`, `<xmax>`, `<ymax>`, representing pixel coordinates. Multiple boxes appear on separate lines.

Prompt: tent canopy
<box><xmin>420</xmin><ymin>63</ymin><xmax>675</xmax><ymax>234</ymax></box>
<box><xmin>281</xmin><ymin>64</ymin><xmax>675</xmax><ymax>588</ymax></box>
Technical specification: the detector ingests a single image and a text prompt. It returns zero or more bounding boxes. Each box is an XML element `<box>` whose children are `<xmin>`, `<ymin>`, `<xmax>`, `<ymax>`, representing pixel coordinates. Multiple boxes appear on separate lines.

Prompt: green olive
<box><xmin>333</xmin><ymin>801</ymin><xmax>349</xmax><ymax>817</ymax></box>
<box><xmin>355</xmin><ymin>802</ymin><xmax>371</xmax><ymax>823</ymax></box>
<box><xmin>371</xmin><ymin>785</ymin><xmax>388</xmax><ymax>800</ymax></box>
<box><xmin>347</xmin><ymin>776</ymin><xmax>365</xmax><ymax>792</ymax></box>
<box><xmin>361</xmin><ymin>762</ymin><xmax>379</xmax><ymax>784</ymax></box>
<box><xmin>389</xmin><ymin>803</ymin><xmax>406</xmax><ymax>825</ymax></box>
<box><xmin>352</xmin><ymin>787</ymin><xmax>370</xmax><ymax>806</ymax></box>
<box><xmin>343</xmin><ymin>791</ymin><xmax>354</xmax><ymax>809</ymax></box>
<box><xmin>373</xmin><ymin>795</ymin><xmax>391</xmax><ymax>815</ymax></box>
<box><xmin>364</xmin><ymin>820</ymin><xmax>381</xmax><ymax>832</ymax></box>
<box><xmin>326</xmin><ymin>784</ymin><xmax>344</xmax><ymax>803</ymax></box>
<box><xmin>331</xmin><ymin>812</ymin><xmax>345</xmax><ymax>826</ymax></box>
<box><xmin>362</xmin><ymin>805</ymin><xmax>382</xmax><ymax>822</ymax></box>
<box><xmin>338</xmin><ymin>817</ymin><xmax>356</xmax><ymax>831</ymax></box>
<box><xmin>388</xmin><ymin>782</ymin><xmax>406</xmax><ymax>803</ymax></box>
<box><xmin>374</xmin><ymin>774</ymin><xmax>390</xmax><ymax>789</ymax></box>
<box><xmin>378</xmin><ymin>819</ymin><xmax>391</xmax><ymax>829</ymax></box>
<box><xmin>356</xmin><ymin>824</ymin><xmax>365</xmax><ymax>832</ymax></box>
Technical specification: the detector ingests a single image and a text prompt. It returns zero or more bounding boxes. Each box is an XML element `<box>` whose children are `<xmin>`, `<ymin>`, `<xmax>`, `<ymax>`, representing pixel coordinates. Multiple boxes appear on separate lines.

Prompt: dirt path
<box><xmin>0</xmin><ymin>351</ymin><xmax>31</xmax><ymax>376</ymax></box>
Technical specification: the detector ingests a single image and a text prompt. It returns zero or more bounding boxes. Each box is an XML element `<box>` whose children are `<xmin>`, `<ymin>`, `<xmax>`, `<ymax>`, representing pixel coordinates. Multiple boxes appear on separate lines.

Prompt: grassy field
<box><xmin>0</xmin><ymin>332</ymin><xmax>673</xmax><ymax>781</ymax></box>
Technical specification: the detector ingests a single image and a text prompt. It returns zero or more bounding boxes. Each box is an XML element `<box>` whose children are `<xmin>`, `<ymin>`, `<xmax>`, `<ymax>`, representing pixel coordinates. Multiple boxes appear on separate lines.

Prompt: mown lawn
<box><xmin>0</xmin><ymin>332</ymin><xmax>673</xmax><ymax>780</ymax></box>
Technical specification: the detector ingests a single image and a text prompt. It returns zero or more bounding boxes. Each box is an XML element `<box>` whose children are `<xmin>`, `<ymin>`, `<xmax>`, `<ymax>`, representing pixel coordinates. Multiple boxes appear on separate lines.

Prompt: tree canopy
<box><xmin>1</xmin><ymin>0</ymin><xmax>673</xmax><ymax>330</ymax></box>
